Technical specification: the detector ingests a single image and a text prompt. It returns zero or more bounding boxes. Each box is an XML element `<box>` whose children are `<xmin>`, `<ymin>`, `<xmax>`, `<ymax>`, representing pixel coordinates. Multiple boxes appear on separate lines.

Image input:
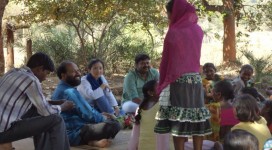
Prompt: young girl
<box><xmin>128</xmin><ymin>80</ymin><xmax>173</xmax><ymax>150</ymax></box>
<box><xmin>77</xmin><ymin>59</ymin><xmax>120</xmax><ymax>116</ymax></box>
<box><xmin>202</xmin><ymin>63</ymin><xmax>223</xmax><ymax>104</ymax></box>
<box><xmin>232</xmin><ymin>94</ymin><xmax>271</xmax><ymax>150</ymax></box>
<box><xmin>155</xmin><ymin>0</ymin><xmax>212</xmax><ymax>149</ymax></box>
<box><xmin>261</xmin><ymin>100</ymin><xmax>272</xmax><ymax>133</ymax></box>
<box><xmin>211</xmin><ymin>80</ymin><xmax>239</xmax><ymax>141</ymax></box>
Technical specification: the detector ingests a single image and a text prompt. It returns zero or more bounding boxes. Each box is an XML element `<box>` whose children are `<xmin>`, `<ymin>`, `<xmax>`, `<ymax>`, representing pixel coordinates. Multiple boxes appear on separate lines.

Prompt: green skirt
<box><xmin>154</xmin><ymin>73</ymin><xmax>212</xmax><ymax>137</ymax></box>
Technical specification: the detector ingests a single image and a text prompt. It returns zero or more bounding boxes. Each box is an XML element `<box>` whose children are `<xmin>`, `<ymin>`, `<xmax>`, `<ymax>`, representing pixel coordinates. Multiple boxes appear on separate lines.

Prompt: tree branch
<box><xmin>202</xmin><ymin>0</ymin><xmax>226</xmax><ymax>13</ymax></box>
<box><xmin>70</xmin><ymin>20</ymin><xmax>85</xmax><ymax>53</ymax></box>
<box><xmin>83</xmin><ymin>23</ymin><xmax>97</xmax><ymax>56</ymax></box>
<box><xmin>14</xmin><ymin>23</ymin><xmax>30</xmax><ymax>30</ymax></box>
<box><xmin>145</xmin><ymin>27</ymin><xmax>155</xmax><ymax>51</ymax></box>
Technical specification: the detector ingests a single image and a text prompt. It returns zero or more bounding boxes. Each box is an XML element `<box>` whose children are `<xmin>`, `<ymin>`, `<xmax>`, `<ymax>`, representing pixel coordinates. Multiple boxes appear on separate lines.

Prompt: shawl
<box><xmin>157</xmin><ymin>0</ymin><xmax>203</xmax><ymax>94</ymax></box>
<box><xmin>86</xmin><ymin>73</ymin><xmax>103</xmax><ymax>90</ymax></box>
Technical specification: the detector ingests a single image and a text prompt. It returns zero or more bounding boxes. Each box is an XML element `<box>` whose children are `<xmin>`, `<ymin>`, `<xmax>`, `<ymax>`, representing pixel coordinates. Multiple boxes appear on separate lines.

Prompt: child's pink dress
<box><xmin>219</xmin><ymin>108</ymin><xmax>239</xmax><ymax>139</ymax></box>
<box><xmin>220</xmin><ymin>108</ymin><xmax>239</xmax><ymax>126</ymax></box>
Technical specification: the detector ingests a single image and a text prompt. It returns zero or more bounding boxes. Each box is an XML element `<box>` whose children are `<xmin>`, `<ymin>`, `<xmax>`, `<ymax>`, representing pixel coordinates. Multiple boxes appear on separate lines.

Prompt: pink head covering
<box><xmin>157</xmin><ymin>0</ymin><xmax>203</xmax><ymax>94</ymax></box>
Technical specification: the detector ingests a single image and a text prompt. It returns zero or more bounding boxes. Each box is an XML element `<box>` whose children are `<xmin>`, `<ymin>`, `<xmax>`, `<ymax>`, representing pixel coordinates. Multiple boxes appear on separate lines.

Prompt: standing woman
<box><xmin>154</xmin><ymin>0</ymin><xmax>212</xmax><ymax>150</ymax></box>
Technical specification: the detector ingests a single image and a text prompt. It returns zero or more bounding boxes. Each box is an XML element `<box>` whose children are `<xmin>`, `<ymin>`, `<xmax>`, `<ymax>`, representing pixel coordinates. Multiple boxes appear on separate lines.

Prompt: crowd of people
<box><xmin>0</xmin><ymin>0</ymin><xmax>272</xmax><ymax>150</ymax></box>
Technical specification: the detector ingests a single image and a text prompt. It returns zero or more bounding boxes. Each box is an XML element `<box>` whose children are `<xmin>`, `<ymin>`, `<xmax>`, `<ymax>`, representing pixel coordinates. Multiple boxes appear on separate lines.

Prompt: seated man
<box><xmin>122</xmin><ymin>54</ymin><xmax>159</xmax><ymax>113</ymax></box>
<box><xmin>0</xmin><ymin>52</ymin><xmax>74</xmax><ymax>150</ymax></box>
<box><xmin>51</xmin><ymin>61</ymin><xmax>121</xmax><ymax>148</ymax></box>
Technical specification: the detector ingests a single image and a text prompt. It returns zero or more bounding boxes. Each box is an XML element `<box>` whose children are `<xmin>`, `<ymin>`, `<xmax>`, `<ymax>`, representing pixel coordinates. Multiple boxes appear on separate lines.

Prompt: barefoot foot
<box><xmin>88</xmin><ymin>139</ymin><xmax>111</xmax><ymax>148</ymax></box>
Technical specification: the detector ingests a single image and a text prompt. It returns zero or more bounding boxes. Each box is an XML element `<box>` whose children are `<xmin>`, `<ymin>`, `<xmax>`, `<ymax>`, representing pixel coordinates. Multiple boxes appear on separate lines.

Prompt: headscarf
<box><xmin>157</xmin><ymin>0</ymin><xmax>204</xmax><ymax>94</ymax></box>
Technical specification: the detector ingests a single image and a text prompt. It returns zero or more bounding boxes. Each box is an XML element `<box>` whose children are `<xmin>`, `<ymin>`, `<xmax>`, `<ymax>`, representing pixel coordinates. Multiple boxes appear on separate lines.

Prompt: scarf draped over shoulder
<box><xmin>157</xmin><ymin>0</ymin><xmax>203</xmax><ymax>94</ymax></box>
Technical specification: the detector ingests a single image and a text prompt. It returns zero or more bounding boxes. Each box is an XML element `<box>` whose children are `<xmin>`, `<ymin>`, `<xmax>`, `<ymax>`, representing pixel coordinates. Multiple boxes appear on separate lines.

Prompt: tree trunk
<box><xmin>0</xmin><ymin>0</ymin><xmax>9</xmax><ymax>75</ymax></box>
<box><xmin>0</xmin><ymin>24</ymin><xmax>4</xmax><ymax>75</ymax></box>
<box><xmin>6</xmin><ymin>23</ymin><xmax>14</xmax><ymax>71</ymax></box>
<box><xmin>223</xmin><ymin>13</ymin><xmax>236</xmax><ymax>62</ymax></box>
<box><xmin>26</xmin><ymin>38</ymin><xmax>32</xmax><ymax>61</ymax></box>
<box><xmin>222</xmin><ymin>0</ymin><xmax>236</xmax><ymax>62</ymax></box>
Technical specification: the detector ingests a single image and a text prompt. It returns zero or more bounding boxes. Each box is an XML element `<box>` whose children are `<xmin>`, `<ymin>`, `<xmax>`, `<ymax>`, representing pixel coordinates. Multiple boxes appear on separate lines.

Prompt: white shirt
<box><xmin>77</xmin><ymin>75</ymin><xmax>118</xmax><ymax>106</ymax></box>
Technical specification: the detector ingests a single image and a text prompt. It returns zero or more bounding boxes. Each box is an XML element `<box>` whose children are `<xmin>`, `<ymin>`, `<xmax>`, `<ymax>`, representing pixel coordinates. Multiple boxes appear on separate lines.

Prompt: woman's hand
<box><xmin>100</xmin><ymin>84</ymin><xmax>110</xmax><ymax>90</ymax></box>
<box><xmin>113</xmin><ymin>106</ymin><xmax>120</xmax><ymax>116</ymax></box>
<box><xmin>102</xmin><ymin>112</ymin><xmax>117</xmax><ymax>120</ymax></box>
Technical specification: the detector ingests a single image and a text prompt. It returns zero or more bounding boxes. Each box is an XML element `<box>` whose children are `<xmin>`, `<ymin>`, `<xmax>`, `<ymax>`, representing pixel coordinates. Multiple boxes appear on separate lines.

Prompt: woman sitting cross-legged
<box><xmin>77</xmin><ymin>59</ymin><xmax>120</xmax><ymax>116</ymax></box>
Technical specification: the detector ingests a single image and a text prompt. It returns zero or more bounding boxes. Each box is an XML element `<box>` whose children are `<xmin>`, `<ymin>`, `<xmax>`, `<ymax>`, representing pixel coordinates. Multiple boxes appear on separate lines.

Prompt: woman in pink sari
<box><xmin>154</xmin><ymin>0</ymin><xmax>212</xmax><ymax>149</ymax></box>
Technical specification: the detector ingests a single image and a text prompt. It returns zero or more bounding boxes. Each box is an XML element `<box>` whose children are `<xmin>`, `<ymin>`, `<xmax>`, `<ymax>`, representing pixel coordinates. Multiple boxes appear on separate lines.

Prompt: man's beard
<box><xmin>139</xmin><ymin>66</ymin><xmax>150</xmax><ymax>74</ymax></box>
<box><xmin>66</xmin><ymin>76</ymin><xmax>81</xmax><ymax>87</ymax></box>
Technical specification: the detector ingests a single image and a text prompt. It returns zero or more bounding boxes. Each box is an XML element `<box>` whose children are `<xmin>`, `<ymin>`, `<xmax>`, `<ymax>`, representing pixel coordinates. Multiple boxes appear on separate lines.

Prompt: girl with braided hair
<box><xmin>128</xmin><ymin>80</ymin><xmax>174</xmax><ymax>150</ymax></box>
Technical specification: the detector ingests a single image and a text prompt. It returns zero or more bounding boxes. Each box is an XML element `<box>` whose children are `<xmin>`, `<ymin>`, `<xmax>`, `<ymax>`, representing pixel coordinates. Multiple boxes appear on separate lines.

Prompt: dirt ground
<box><xmin>13</xmin><ymin>129</ymin><xmax>131</xmax><ymax>150</ymax></box>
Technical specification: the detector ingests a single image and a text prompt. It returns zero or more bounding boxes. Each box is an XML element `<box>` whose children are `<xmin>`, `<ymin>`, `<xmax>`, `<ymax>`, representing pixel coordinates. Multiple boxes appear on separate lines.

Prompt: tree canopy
<box><xmin>12</xmin><ymin>0</ymin><xmax>167</xmax><ymax>28</ymax></box>
<box><xmin>1</xmin><ymin>0</ymin><xmax>270</xmax><ymax>74</ymax></box>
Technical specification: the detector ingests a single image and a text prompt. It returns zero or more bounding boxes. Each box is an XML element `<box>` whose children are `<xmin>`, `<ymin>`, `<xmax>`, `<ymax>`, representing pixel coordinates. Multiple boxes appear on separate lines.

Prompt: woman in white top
<box><xmin>77</xmin><ymin>58</ymin><xmax>120</xmax><ymax>116</ymax></box>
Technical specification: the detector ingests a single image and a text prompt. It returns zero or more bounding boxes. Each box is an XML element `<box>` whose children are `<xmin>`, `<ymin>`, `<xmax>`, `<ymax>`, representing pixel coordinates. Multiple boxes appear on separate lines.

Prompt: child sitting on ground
<box><xmin>232</xmin><ymin>64</ymin><xmax>266</xmax><ymax>101</ymax></box>
<box><xmin>232</xmin><ymin>94</ymin><xmax>271</xmax><ymax>150</ymax></box>
<box><xmin>261</xmin><ymin>100</ymin><xmax>272</xmax><ymax>134</ymax></box>
<box><xmin>202</xmin><ymin>63</ymin><xmax>223</xmax><ymax>104</ymax></box>
<box><xmin>128</xmin><ymin>80</ymin><xmax>173</xmax><ymax>150</ymax></box>
<box><xmin>223</xmin><ymin>129</ymin><xmax>259</xmax><ymax>150</ymax></box>
<box><xmin>213</xmin><ymin>80</ymin><xmax>239</xmax><ymax>140</ymax></box>
<box><xmin>206</xmin><ymin>80</ymin><xmax>239</xmax><ymax>141</ymax></box>
<box><xmin>232</xmin><ymin>64</ymin><xmax>254</xmax><ymax>96</ymax></box>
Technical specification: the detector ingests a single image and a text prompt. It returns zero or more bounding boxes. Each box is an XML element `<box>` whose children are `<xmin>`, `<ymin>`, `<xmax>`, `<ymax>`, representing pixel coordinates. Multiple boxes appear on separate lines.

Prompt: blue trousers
<box><xmin>94</xmin><ymin>95</ymin><xmax>115</xmax><ymax>114</ymax></box>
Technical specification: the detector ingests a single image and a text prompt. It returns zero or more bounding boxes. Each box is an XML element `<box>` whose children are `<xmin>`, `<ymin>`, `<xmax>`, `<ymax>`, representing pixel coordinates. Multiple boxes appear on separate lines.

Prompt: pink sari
<box><xmin>157</xmin><ymin>0</ymin><xmax>203</xmax><ymax>94</ymax></box>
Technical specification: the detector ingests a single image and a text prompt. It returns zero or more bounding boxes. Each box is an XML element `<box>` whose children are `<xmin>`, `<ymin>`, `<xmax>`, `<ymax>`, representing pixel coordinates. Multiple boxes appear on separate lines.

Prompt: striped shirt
<box><xmin>0</xmin><ymin>67</ymin><xmax>61</xmax><ymax>132</ymax></box>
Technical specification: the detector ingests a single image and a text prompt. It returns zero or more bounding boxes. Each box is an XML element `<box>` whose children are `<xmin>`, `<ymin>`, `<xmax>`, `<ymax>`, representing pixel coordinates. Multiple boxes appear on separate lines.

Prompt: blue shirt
<box><xmin>51</xmin><ymin>80</ymin><xmax>104</xmax><ymax>145</ymax></box>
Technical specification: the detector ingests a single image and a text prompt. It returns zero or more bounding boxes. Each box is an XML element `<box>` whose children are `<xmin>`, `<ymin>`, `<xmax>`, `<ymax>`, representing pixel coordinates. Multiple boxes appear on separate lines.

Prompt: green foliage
<box><xmin>106</xmin><ymin>30</ymin><xmax>161</xmax><ymax>74</ymax></box>
<box><xmin>6</xmin><ymin>0</ymin><xmax>165</xmax><ymax>75</ymax></box>
<box><xmin>259</xmin><ymin>0</ymin><xmax>272</xmax><ymax>28</ymax></box>
<box><xmin>10</xmin><ymin>0</ymin><xmax>166</xmax><ymax>74</ymax></box>
<box><xmin>31</xmin><ymin>25</ymin><xmax>78</xmax><ymax>65</ymax></box>
<box><xmin>11</xmin><ymin>0</ymin><xmax>167</xmax><ymax>28</ymax></box>
<box><xmin>29</xmin><ymin>23</ymin><xmax>160</xmax><ymax>74</ymax></box>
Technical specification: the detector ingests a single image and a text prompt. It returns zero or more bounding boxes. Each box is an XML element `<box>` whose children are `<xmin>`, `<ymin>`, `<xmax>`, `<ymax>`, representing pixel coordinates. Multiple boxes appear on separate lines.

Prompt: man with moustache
<box><xmin>122</xmin><ymin>54</ymin><xmax>159</xmax><ymax>113</ymax></box>
<box><xmin>51</xmin><ymin>61</ymin><xmax>121</xmax><ymax>148</ymax></box>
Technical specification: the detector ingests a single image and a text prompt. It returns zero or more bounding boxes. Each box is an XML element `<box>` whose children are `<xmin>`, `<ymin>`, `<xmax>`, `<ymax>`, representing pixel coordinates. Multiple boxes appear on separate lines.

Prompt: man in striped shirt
<box><xmin>0</xmin><ymin>52</ymin><xmax>74</xmax><ymax>150</ymax></box>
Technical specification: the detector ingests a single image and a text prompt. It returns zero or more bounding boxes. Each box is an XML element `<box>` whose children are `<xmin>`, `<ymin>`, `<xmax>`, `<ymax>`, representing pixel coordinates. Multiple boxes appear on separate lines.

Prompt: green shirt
<box><xmin>122</xmin><ymin>68</ymin><xmax>159</xmax><ymax>103</ymax></box>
